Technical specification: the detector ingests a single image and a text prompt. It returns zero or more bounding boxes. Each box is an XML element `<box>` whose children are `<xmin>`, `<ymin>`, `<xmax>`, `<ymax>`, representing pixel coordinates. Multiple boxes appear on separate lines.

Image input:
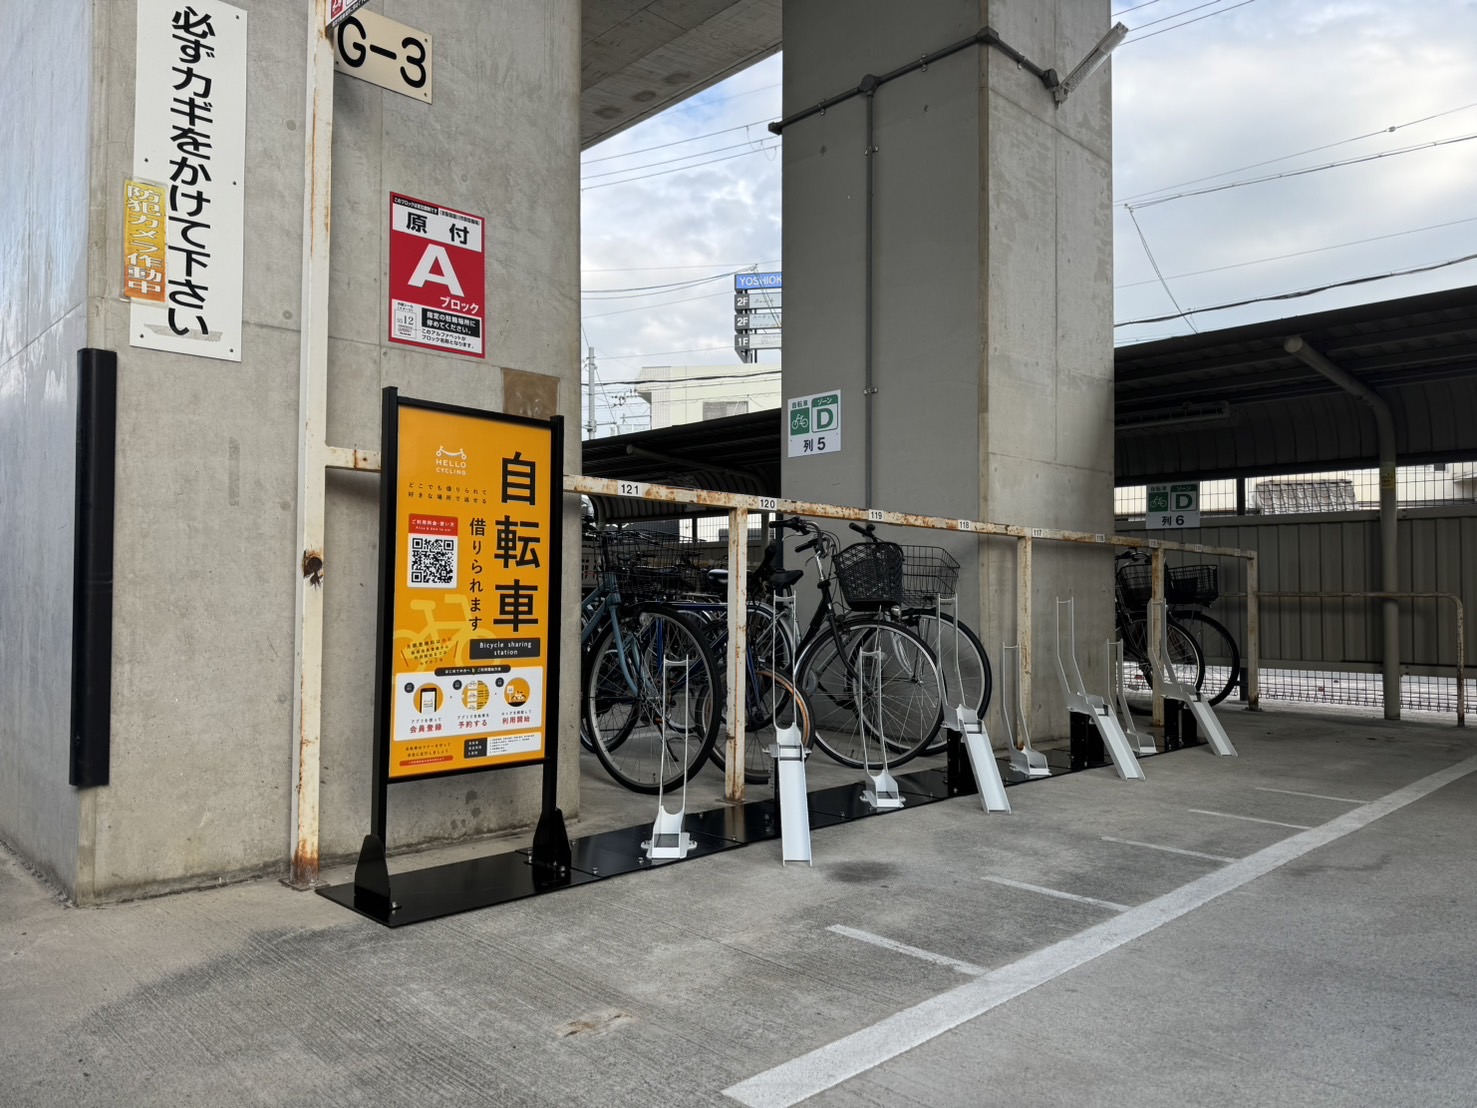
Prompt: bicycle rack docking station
<box><xmin>769</xmin><ymin>715</ymin><xmax>813</xmax><ymax>865</ymax></box>
<box><xmin>1055</xmin><ymin>599</ymin><xmax>1146</xmax><ymax>781</ymax></box>
<box><xmin>856</xmin><ymin>645</ymin><xmax>905</xmax><ymax>811</ymax></box>
<box><xmin>943</xmin><ymin>703</ymin><xmax>1011</xmax><ymax>813</ymax></box>
<box><xmin>926</xmin><ymin>597</ymin><xmax>1009</xmax><ymax>813</ymax></box>
<box><xmin>1148</xmin><ymin>601</ymin><xmax>1237</xmax><ymax>758</ymax></box>
<box><xmin>1108</xmin><ymin>638</ymin><xmax>1157</xmax><ymax>756</ymax></box>
<box><xmin>643</xmin><ymin>659</ymin><xmax>696</xmax><ymax>861</ymax></box>
<box><xmin>1001</xmin><ymin>644</ymin><xmax>1050</xmax><ymax>778</ymax></box>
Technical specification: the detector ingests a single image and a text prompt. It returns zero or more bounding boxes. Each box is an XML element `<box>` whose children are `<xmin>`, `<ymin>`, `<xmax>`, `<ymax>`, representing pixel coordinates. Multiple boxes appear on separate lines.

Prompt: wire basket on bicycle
<box><xmin>832</xmin><ymin>540</ymin><xmax>906</xmax><ymax>610</ymax></box>
<box><xmin>899</xmin><ymin>546</ymin><xmax>960</xmax><ymax>606</ymax></box>
<box><xmin>1117</xmin><ymin>561</ymin><xmax>1219</xmax><ymax>609</ymax></box>
<box><xmin>598</xmin><ymin>528</ymin><xmax>686</xmax><ymax>602</ymax></box>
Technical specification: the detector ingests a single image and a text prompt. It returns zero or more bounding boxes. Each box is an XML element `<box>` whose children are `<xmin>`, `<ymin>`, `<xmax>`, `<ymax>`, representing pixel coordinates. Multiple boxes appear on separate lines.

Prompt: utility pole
<box><xmin>584</xmin><ymin>346</ymin><xmax>597</xmax><ymax>438</ymax></box>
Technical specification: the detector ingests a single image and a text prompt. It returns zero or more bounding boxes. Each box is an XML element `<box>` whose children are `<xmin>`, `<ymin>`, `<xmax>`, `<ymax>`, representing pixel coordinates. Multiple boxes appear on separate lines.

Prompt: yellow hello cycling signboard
<box><xmin>378</xmin><ymin>393</ymin><xmax>561</xmax><ymax>782</ymax></box>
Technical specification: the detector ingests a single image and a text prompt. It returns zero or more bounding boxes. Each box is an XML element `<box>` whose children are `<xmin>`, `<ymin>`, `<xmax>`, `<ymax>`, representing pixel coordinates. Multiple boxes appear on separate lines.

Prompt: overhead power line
<box><xmin>582</xmin><ymin>259</ymin><xmax>780</xmax><ymax>274</ymax></box>
<box><xmin>1113</xmin><ymin>0</ymin><xmax>1174</xmax><ymax>14</ymax></box>
<box><xmin>1114</xmin><ymin>250</ymin><xmax>1477</xmax><ymax>327</ymax></box>
<box><xmin>1116</xmin><ymin>100</ymin><xmax>1477</xmax><ymax>205</ymax></box>
<box><xmin>1132</xmin><ymin>0</ymin><xmax>1235</xmax><ymax>32</ymax></box>
<box><xmin>1125</xmin><ymin>0</ymin><xmax>1258</xmax><ymax>44</ymax></box>
<box><xmin>581</xmin><ymin>117</ymin><xmax>776</xmax><ymax>165</ymax></box>
<box><xmin>1129</xmin><ymin>209</ymin><xmax>1198</xmax><ymax>333</ymax></box>
<box><xmin>581</xmin><ymin>137</ymin><xmax>782</xmax><ymax>182</ymax></box>
<box><xmin>580</xmin><ymin>142</ymin><xmax>781</xmax><ymax>191</ymax></box>
<box><xmin>1123</xmin><ymin>130</ymin><xmax>1477</xmax><ymax>210</ymax></box>
<box><xmin>1114</xmin><ymin>215</ymin><xmax>1477</xmax><ymax>291</ymax></box>
<box><xmin>583</xmin><ymin>289</ymin><xmax>732</xmax><ymax>318</ymax></box>
<box><xmin>582</xmin><ymin>272</ymin><xmax>733</xmax><ymax>298</ymax></box>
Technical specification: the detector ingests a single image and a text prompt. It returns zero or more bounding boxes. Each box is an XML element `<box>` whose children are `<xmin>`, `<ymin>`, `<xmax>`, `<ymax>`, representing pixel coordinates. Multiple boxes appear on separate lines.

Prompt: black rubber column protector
<box><xmin>70</xmin><ymin>348</ymin><xmax>118</xmax><ymax>788</ymax></box>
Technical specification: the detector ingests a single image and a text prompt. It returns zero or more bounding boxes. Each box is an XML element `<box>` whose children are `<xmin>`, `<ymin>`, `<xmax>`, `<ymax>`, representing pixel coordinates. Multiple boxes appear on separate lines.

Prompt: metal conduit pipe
<box><xmin>1284</xmin><ymin>335</ymin><xmax>1402</xmax><ymax>719</ymax></box>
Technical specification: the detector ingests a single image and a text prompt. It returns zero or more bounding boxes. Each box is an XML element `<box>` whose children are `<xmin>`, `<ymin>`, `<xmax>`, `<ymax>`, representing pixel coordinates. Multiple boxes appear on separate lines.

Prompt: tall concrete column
<box><xmin>0</xmin><ymin>0</ymin><xmax>582</xmax><ymax>902</ymax></box>
<box><xmin>779</xmin><ymin>0</ymin><xmax>1116</xmax><ymax>738</ymax></box>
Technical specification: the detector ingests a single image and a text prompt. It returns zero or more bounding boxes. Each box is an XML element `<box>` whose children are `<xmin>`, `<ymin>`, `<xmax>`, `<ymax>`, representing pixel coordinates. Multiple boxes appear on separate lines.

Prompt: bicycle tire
<box><xmin>581</xmin><ymin>604</ymin><xmax>723</xmax><ymax>794</ymax></box>
<box><xmin>692</xmin><ymin>602</ymin><xmax>796</xmax><ymax>732</ymax></box>
<box><xmin>908</xmin><ymin>612</ymin><xmax>992</xmax><ymax>756</ymax></box>
<box><xmin>1118</xmin><ymin>615</ymin><xmax>1204</xmax><ymax>713</ymax></box>
<box><xmin>707</xmin><ymin>668</ymin><xmax>814</xmax><ymax>784</ymax></box>
<box><xmin>797</xmin><ymin>618</ymin><xmax>944</xmax><ymax>769</ymax></box>
<box><xmin>1171</xmin><ymin>610</ymin><xmax>1239</xmax><ymax>707</ymax></box>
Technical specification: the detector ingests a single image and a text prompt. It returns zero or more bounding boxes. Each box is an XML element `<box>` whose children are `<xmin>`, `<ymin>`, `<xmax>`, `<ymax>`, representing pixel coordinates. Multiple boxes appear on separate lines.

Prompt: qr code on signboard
<box><xmin>409</xmin><ymin>535</ymin><xmax>457</xmax><ymax>588</ymax></box>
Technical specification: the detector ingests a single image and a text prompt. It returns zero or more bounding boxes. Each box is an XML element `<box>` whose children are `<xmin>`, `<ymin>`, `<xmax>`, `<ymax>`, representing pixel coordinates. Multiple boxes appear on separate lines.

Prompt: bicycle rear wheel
<box><xmin>1172</xmin><ymin>610</ymin><xmax>1239</xmax><ymax>706</ymax></box>
<box><xmin>1119</xmin><ymin>616</ymin><xmax>1204</xmax><ymax>713</ymax></box>
<box><xmin>707</xmin><ymin>668</ymin><xmax>814</xmax><ymax>784</ymax></box>
<box><xmin>798</xmin><ymin>619</ymin><xmax>944</xmax><ymax>769</ymax></box>
<box><xmin>582</xmin><ymin>604</ymin><xmax>723</xmax><ymax>794</ymax></box>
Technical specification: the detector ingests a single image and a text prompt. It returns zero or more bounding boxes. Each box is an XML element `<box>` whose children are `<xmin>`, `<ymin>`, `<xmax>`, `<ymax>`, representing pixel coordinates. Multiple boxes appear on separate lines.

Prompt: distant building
<box><xmin>635</xmin><ymin>362</ymin><xmax>781</xmax><ymax>430</ymax></box>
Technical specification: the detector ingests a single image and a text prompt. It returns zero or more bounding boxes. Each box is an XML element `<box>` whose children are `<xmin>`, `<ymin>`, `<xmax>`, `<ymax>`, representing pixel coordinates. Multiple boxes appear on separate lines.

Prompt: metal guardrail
<box><xmin>565</xmin><ymin>474</ymin><xmax>1263</xmax><ymax>800</ymax></box>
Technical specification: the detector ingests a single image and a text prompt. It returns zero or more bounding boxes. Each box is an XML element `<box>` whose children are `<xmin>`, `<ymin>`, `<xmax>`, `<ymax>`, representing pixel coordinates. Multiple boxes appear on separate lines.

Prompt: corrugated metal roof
<box><xmin>579</xmin><ymin>408</ymin><xmax>782</xmax><ymax>521</ymax></box>
<box><xmin>1114</xmin><ymin>284</ymin><xmax>1477</xmax><ymax>484</ymax></box>
<box><xmin>577</xmin><ymin>286</ymin><xmax>1477</xmax><ymax>502</ymax></box>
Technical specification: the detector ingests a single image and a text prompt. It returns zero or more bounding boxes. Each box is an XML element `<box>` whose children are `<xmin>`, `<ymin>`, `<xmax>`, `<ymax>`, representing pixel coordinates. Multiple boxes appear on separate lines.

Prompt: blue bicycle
<box><xmin>578</xmin><ymin>527</ymin><xmax>723</xmax><ymax>794</ymax></box>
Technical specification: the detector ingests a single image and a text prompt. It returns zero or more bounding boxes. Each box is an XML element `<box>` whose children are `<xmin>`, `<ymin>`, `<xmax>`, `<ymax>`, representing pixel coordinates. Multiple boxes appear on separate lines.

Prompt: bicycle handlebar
<box><xmin>848</xmin><ymin>521</ymin><xmax>877</xmax><ymax>539</ymax></box>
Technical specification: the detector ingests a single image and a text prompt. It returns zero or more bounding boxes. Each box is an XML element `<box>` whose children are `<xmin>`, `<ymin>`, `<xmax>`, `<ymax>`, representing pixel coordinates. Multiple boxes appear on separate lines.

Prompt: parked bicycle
<box><xmin>844</xmin><ymin>523</ymin><xmax>993</xmax><ymax>755</ymax></box>
<box><xmin>1113</xmin><ymin>549</ymin><xmax>1205</xmax><ymax>708</ymax></box>
<box><xmin>760</xmin><ymin>517</ymin><xmax>947</xmax><ymax>768</ymax></box>
<box><xmin>578</xmin><ymin>527</ymin><xmax>724</xmax><ymax>794</ymax></box>
<box><xmin>667</xmin><ymin>575</ymin><xmax>801</xmax><ymax>784</ymax></box>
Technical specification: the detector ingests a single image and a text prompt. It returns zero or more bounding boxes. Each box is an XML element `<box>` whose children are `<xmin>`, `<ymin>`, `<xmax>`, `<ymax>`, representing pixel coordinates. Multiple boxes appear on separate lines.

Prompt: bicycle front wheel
<box><xmin>582</xmin><ymin>604</ymin><xmax>723</xmax><ymax>794</ymax></box>
<box><xmin>1172</xmin><ymin>610</ymin><xmax>1239</xmax><ymax>706</ymax></box>
<box><xmin>798</xmin><ymin>619</ymin><xmax>944</xmax><ymax>769</ymax></box>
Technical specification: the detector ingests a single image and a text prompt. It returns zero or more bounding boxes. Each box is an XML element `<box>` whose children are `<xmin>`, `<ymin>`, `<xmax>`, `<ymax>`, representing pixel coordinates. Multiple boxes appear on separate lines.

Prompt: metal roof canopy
<box><xmin>1116</xmin><ymin>284</ymin><xmax>1477</xmax><ymax>485</ymax></box>
<box><xmin>580</xmin><ymin>408</ymin><xmax>782</xmax><ymax>522</ymax></box>
<box><xmin>579</xmin><ymin>285</ymin><xmax>1477</xmax><ymax>508</ymax></box>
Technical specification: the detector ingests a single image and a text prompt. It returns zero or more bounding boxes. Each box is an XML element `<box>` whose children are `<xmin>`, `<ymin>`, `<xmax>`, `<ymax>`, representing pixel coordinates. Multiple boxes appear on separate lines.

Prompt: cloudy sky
<box><xmin>578</xmin><ymin>0</ymin><xmax>1477</xmax><ymax>436</ymax></box>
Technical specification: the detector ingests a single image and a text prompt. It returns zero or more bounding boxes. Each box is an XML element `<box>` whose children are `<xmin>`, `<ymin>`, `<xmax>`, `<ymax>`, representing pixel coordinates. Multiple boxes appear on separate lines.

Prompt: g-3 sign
<box><xmin>333</xmin><ymin>10</ymin><xmax>433</xmax><ymax>103</ymax></box>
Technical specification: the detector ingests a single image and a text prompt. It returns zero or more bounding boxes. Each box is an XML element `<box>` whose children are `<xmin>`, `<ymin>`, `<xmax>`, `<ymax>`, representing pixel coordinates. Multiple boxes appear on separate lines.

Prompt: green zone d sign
<box><xmin>1146</xmin><ymin>482</ymin><xmax>1200</xmax><ymax>529</ymax></box>
<box><xmin>788</xmin><ymin>390</ymin><xmax>841</xmax><ymax>458</ymax></box>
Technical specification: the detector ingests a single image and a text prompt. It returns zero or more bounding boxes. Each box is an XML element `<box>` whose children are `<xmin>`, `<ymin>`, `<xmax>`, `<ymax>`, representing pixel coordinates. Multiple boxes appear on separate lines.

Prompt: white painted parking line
<box><xmin>982</xmin><ymin>876</ymin><xmax>1129</xmax><ymax>913</ymax></box>
<box><xmin>827</xmin><ymin>926</ymin><xmax>985</xmax><ymax>976</ymax></box>
<box><xmin>1187</xmin><ymin>808</ymin><xmax>1313</xmax><ymax>830</ymax></box>
<box><xmin>722</xmin><ymin>754</ymin><xmax>1477</xmax><ymax>1108</ymax></box>
<box><xmin>1100</xmin><ymin>836</ymin><xmax>1236</xmax><ymax>863</ymax></box>
<box><xmin>1255</xmin><ymin>786</ymin><xmax>1365</xmax><ymax>804</ymax></box>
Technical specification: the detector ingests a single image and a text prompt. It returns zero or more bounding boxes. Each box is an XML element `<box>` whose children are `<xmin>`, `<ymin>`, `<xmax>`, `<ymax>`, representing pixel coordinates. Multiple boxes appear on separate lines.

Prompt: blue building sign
<box><xmin>734</xmin><ymin>271</ymin><xmax>782</xmax><ymax>290</ymax></box>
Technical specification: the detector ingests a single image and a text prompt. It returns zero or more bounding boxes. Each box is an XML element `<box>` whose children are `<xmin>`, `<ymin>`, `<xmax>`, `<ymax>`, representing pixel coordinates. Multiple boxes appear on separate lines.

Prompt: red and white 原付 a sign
<box><xmin>388</xmin><ymin>193</ymin><xmax>486</xmax><ymax>359</ymax></box>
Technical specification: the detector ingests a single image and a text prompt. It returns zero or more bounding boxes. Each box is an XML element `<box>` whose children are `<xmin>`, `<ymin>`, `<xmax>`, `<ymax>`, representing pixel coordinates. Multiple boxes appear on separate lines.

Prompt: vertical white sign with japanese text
<box><xmin>130</xmin><ymin>0</ymin><xmax>247</xmax><ymax>362</ymax></box>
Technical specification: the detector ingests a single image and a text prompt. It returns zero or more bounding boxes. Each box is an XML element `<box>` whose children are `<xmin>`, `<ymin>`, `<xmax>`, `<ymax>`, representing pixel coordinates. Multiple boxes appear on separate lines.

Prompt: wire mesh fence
<box><xmin>1115</xmin><ymin>462</ymin><xmax>1477</xmax><ymax>519</ymax></box>
<box><xmin>1247</xmin><ymin>668</ymin><xmax>1473</xmax><ymax>715</ymax></box>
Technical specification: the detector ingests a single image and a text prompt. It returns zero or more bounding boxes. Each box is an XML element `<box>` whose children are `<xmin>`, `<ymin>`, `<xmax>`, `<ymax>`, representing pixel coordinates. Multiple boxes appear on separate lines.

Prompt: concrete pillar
<box><xmin>0</xmin><ymin>0</ymin><xmax>582</xmax><ymax>901</ymax></box>
<box><xmin>779</xmin><ymin>0</ymin><xmax>1116</xmax><ymax>739</ymax></box>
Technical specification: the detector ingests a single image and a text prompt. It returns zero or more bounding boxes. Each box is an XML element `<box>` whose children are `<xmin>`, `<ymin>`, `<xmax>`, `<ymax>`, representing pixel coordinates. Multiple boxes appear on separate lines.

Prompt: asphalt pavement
<box><xmin>4</xmin><ymin>706</ymin><xmax>1476</xmax><ymax>1107</ymax></box>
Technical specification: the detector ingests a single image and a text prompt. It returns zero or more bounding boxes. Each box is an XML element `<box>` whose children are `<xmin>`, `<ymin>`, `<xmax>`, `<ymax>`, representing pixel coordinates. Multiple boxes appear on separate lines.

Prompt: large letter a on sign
<box><xmin>409</xmin><ymin>243</ymin><xmax>465</xmax><ymax>296</ymax></box>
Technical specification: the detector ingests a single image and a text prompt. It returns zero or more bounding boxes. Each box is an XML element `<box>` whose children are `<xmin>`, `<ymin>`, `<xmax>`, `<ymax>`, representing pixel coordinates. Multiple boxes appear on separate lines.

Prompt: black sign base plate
<box><xmin>318</xmin><ymin>747</ymin><xmax>1175</xmax><ymax>927</ymax></box>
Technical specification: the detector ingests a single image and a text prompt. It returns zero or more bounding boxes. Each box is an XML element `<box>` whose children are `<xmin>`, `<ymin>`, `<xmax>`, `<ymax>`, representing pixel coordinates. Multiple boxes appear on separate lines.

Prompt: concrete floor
<box><xmin>4</xmin><ymin>708</ymin><xmax>1476</xmax><ymax>1106</ymax></box>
